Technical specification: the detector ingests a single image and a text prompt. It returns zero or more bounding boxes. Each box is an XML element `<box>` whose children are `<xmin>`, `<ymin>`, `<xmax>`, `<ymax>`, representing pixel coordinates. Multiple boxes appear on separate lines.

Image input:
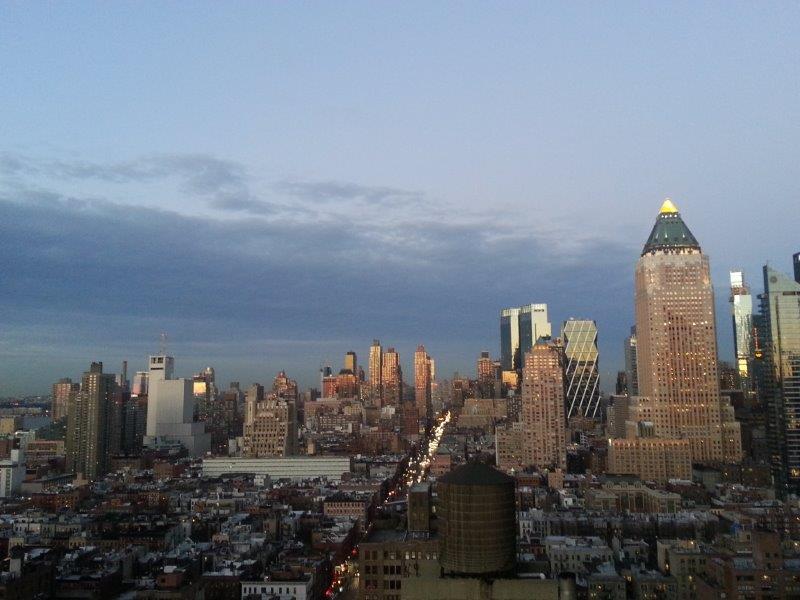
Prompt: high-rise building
<box><xmin>624</xmin><ymin>327</ymin><xmax>639</xmax><ymax>396</ymax></box>
<box><xmin>500</xmin><ymin>304</ymin><xmax>551</xmax><ymax>372</ymax></box>
<box><xmin>242</xmin><ymin>382</ymin><xmax>297</xmax><ymax>457</ymax></box>
<box><xmin>368</xmin><ymin>339</ymin><xmax>383</xmax><ymax>404</ymax></box>
<box><xmin>561</xmin><ymin>319</ymin><xmax>600</xmax><ymax>419</ymax></box>
<box><xmin>144</xmin><ymin>355</ymin><xmax>210</xmax><ymax>457</ymax></box>
<box><xmin>414</xmin><ymin>345</ymin><xmax>432</xmax><ymax>420</ymax></box>
<box><xmin>382</xmin><ymin>347</ymin><xmax>402</xmax><ymax>406</ymax></box>
<box><xmin>52</xmin><ymin>378</ymin><xmax>79</xmax><ymax>422</ymax></box>
<box><xmin>369</xmin><ymin>339</ymin><xmax>382</xmax><ymax>385</ymax></box>
<box><xmin>344</xmin><ymin>351</ymin><xmax>357</xmax><ymax>374</ymax></box>
<box><xmin>759</xmin><ymin>265</ymin><xmax>800</xmax><ymax>496</ymax></box>
<box><xmin>793</xmin><ymin>251</ymin><xmax>800</xmax><ymax>284</ymax></box>
<box><xmin>609</xmin><ymin>199</ymin><xmax>741</xmax><ymax>475</ymax></box>
<box><xmin>730</xmin><ymin>270</ymin><xmax>754</xmax><ymax>390</ymax></box>
<box><xmin>66</xmin><ymin>362</ymin><xmax>117</xmax><ymax>480</ymax></box>
<box><xmin>520</xmin><ymin>340</ymin><xmax>566</xmax><ymax>470</ymax></box>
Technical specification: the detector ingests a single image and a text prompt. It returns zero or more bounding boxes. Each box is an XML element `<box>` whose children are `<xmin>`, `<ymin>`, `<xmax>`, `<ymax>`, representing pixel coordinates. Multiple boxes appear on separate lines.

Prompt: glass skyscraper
<box><xmin>500</xmin><ymin>304</ymin><xmax>551</xmax><ymax>371</ymax></box>
<box><xmin>561</xmin><ymin>319</ymin><xmax>600</xmax><ymax>419</ymax></box>
<box><xmin>759</xmin><ymin>265</ymin><xmax>800</xmax><ymax>496</ymax></box>
<box><xmin>730</xmin><ymin>270</ymin><xmax>754</xmax><ymax>390</ymax></box>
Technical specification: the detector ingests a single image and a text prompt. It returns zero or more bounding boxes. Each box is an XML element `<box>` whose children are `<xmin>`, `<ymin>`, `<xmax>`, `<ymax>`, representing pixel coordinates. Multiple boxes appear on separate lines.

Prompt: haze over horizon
<box><xmin>1</xmin><ymin>3</ymin><xmax>798</xmax><ymax>395</ymax></box>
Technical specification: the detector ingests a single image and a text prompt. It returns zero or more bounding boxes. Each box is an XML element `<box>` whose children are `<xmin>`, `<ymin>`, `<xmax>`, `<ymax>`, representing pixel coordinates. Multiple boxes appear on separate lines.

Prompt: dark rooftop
<box><xmin>438</xmin><ymin>462</ymin><xmax>514</xmax><ymax>487</ymax></box>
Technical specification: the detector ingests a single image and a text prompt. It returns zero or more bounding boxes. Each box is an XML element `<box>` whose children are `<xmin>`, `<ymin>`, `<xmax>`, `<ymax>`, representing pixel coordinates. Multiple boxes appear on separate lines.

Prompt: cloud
<box><xmin>0</xmin><ymin>152</ymin><xmax>251</xmax><ymax>204</ymax></box>
<box><xmin>275</xmin><ymin>178</ymin><xmax>423</xmax><ymax>206</ymax></box>
<box><xmin>0</xmin><ymin>186</ymin><xmax>638</xmax><ymax>395</ymax></box>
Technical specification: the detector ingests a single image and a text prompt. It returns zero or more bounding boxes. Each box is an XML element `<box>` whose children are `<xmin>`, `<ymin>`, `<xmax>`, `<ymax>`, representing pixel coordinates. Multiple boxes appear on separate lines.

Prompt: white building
<box><xmin>241</xmin><ymin>574</ymin><xmax>313</xmax><ymax>600</ymax></box>
<box><xmin>0</xmin><ymin>440</ymin><xmax>26</xmax><ymax>497</ymax></box>
<box><xmin>202</xmin><ymin>456</ymin><xmax>351</xmax><ymax>481</ymax></box>
<box><xmin>144</xmin><ymin>355</ymin><xmax>210</xmax><ymax>457</ymax></box>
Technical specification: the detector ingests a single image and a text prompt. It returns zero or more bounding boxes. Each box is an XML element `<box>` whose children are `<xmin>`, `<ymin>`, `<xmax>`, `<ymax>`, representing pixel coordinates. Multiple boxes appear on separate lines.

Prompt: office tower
<box><xmin>520</xmin><ymin>340</ymin><xmax>567</xmax><ymax>470</ymax></box>
<box><xmin>243</xmin><ymin>382</ymin><xmax>297</xmax><ymax>457</ymax></box>
<box><xmin>344</xmin><ymin>351</ymin><xmax>357</xmax><ymax>374</ymax></box>
<box><xmin>382</xmin><ymin>347</ymin><xmax>402</xmax><ymax>406</ymax></box>
<box><xmin>794</xmin><ymin>252</ymin><xmax>800</xmax><ymax>284</ymax></box>
<box><xmin>52</xmin><ymin>378</ymin><xmax>79</xmax><ymax>422</ymax></box>
<box><xmin>66</xmin><ymin>362</ymin><xmax>117</xmax><ymax>480</ymax></box>
<box><xmin>561</xmin><ymin>319</ymin><xmax>600</xmax><ymax>419</ymax></box>
<box><xmin>609</xmin><ymin>200</ymin><xmax>741</xmax><ymax>479</ymax></box>
<box><xmin>624</xmin><ymin>327</ymin><xmax>639</xmax><ymax>396</ymax></box>
<box><xmin>730</xmin><ymin>270</ymin><xmax>754</xmax><ymax>390</ymax></box>
<box><xmin>759</xmin><ymin>265</ymin><xmax>800</xmax><ymax>496</ymax></box>
<box><xmin>634</xmin><ymin>199</ymin><xmax>736</xmax><ymax>463</ymax></box>
<box><xmin>369</xmin><ymin>339</ymin><xmax>382</xmax><ymax>386</ymax></box>
<box><xmin>414</xmin><ymin>345</ymin><xmax>432</xmax><ymax>420</ymax></box>
<box><xmin>500</xmin><ymin>304</ymin><xmax>551</xmax><ymax>372</ymax></box>
<box><xmin>144</xmin><ymin>354</ymin><xmax>210</xmax><ymax>456</ymax></box>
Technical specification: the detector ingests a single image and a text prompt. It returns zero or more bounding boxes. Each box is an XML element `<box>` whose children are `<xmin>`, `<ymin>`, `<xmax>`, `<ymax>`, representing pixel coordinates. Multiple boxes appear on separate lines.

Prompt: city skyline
<box><xmin>2</xmin><ymin>4</ymin><xmax>799</xmax><ymax>394</ymax></box>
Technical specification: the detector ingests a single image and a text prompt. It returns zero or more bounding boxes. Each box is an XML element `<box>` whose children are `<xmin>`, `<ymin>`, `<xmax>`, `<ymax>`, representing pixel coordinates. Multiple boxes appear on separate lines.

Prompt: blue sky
<box><xmin>1</xmin><ymin>3</ymin><xmax>798</xmax><ymax>394</ymax></box>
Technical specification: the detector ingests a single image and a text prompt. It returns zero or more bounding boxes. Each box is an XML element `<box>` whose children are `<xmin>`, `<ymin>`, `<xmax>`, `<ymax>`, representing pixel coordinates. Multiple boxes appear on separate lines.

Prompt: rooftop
<box><xmin>641</xmin><ymin>199</ymin><xmax>700</xmax><ymax>256</ymax></box>
<box><xmin>438</xmin><ymin>462</ymin><xmax>514</xmax><ymax>487</ymax></box>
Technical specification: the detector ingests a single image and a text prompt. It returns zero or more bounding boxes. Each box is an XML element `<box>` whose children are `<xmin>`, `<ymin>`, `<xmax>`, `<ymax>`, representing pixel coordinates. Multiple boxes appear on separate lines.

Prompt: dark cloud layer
<box><xmin>0</xmin><ymin>183</ymin><xmax>637</xmax><ymax>393</ymax></box>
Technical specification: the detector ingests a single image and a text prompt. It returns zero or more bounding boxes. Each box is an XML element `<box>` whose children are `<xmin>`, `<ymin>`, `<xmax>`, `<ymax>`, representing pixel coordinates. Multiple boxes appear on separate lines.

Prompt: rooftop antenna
<box><xmin>159</xmin><ymin>332</ymin><xmax>168</xmax><ymax>355</ymax></box>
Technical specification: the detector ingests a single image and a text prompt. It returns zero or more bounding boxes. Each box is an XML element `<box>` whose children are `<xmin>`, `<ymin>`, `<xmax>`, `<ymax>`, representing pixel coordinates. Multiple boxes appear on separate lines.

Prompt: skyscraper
<box><xmin>144</xmin><ymin>354</ymin><xmax>210</xmax><ymax>456</ymax></box>
<box><xmin>635</xmin><ymin>199</ymin><xmax>733</xmax><ymax>462</ymax></box>
<box><xmin>500</xmin><ymin>304</ymin><xmax>551</xmax><ymax>372</ymax></box>
<box><xmin>382</xmin><ymin>347</ymin><xmax>402</xmax><ymax>406</ymax></box>
<box><xmin>52</xmin><ymin>377</ymin><xmax>79</xmax><ymax>422</ymax></box>
<box><xmin>66</xmin><ymin>362</ymin><xmax>117</xmax><ymax>480</ymax></box>
<box><xmin>521</xmin><ymin>340</ymin><xmax>566</xmax><ymax>470</ymax></box>
<box><xmin>608</xmin><ymin>200</ymin><xmax>741</xmax><ymax>480</ymax></box>
<box><xmin>414</xmin><ymin>345</ymin><xmax>432</xmax><ymax>420</ymax></box>
<box><xmin>561</xmin><ymin>319</ymin><xmax>600</xmax><ymax>419</ymax></box>
<box><xmin>759</xmin><ymin>265</ymin><xmax>800</xmax><ymax>496</ymax></box>
<box><xmin>730</xmin><ymin>270</ymin><xmax>754</xmax><ymax>390</ymax></box>
<box><xmin>369</xmin><ymin>339</ymin><xmax>383</xmax><ymax>402</ymax></box>
<box><xmin>624</xmin><ymin>327</ymin><xmax>639</xmax><ymax>396</ymax></box>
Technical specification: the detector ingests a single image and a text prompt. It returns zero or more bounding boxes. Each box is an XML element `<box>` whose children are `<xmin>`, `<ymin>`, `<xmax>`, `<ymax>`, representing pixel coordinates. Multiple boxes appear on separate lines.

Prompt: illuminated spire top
<box><xmin>659</xmin><ymin>197</ymin><xmax>679</xmax><ymax>214</ymax></box>
<box><xmin>642</xmin><ymin>198</ymin><xmax>700</xmax><ymax>256</ymax></box>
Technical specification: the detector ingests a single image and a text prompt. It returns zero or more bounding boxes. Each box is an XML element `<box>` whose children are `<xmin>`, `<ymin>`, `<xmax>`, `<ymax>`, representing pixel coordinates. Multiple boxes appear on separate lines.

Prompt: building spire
<box><xmin>659</xmin><ymin>197</ymin><xmax>678</xmax><ymax>214</ymax></box>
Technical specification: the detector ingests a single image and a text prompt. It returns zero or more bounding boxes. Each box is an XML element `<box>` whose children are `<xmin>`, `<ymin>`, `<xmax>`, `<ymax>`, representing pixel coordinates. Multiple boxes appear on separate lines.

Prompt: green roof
<box><xmin>641</xmin><ymin>201</ymin><xmax>700</xmax><ymax>256</ymax></box>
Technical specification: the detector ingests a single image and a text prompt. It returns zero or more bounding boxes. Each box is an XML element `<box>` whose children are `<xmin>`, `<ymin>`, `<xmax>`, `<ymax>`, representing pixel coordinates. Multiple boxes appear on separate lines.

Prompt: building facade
<box><xmin>759</xmin><ymin>265</ymin><xmax>800</xmax><ymax>496</ymax></box>
<box><xmin>500</xmin><ymin>304</ymin><xmax>551</xmax><ymax>372</ymax></box>
<box><xmin>52</xmin><ymin>378</ymin><xmax>79</xmax><ymax>422</ymax></box>
<box><xmin>521</xmin><ymin>340</ymin><xmax>566</xmax><ymax>470</ymax></box>
<box><xmin>66</xmin><ymin>362</ymin><xmax>117</xmax><ymax>480</ymax></box>
<box><xmin>144</xmin><ymin>355</ymin><xmax>210</xmax><ymax>457</ymax></box>
<box><xmin>624</xmin><ymin>326</ymin><xmax>639</xmax><ymax>396</ymax></box>
<box><xmin>730</xmin><ymin>270</ymin><xmax>755</xmax><ymax>390</ymax></box>
<box><xmin>414</xmin><ymin>345</ymin><xmax>432</xmax><ymax>421</ymax></box>
<box><xmin>561</xmin><ymin>319</ymin><xmax>600</xmax><ymax>419</ymax></box>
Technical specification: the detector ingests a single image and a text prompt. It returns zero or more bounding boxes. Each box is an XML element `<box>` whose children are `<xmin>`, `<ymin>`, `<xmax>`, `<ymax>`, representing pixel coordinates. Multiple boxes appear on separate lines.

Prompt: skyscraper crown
<box><xmin>641</xmin><ymin>198</ymin><xmax>700</xmax><ymax>256</ymax></box>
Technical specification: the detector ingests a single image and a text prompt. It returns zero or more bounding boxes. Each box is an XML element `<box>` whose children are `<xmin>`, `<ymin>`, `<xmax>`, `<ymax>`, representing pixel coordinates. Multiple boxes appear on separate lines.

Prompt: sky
<box><xmin>1</xmin><ymin>3</ymin><xmax>798</xmax><ymax>395</ymax></box>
